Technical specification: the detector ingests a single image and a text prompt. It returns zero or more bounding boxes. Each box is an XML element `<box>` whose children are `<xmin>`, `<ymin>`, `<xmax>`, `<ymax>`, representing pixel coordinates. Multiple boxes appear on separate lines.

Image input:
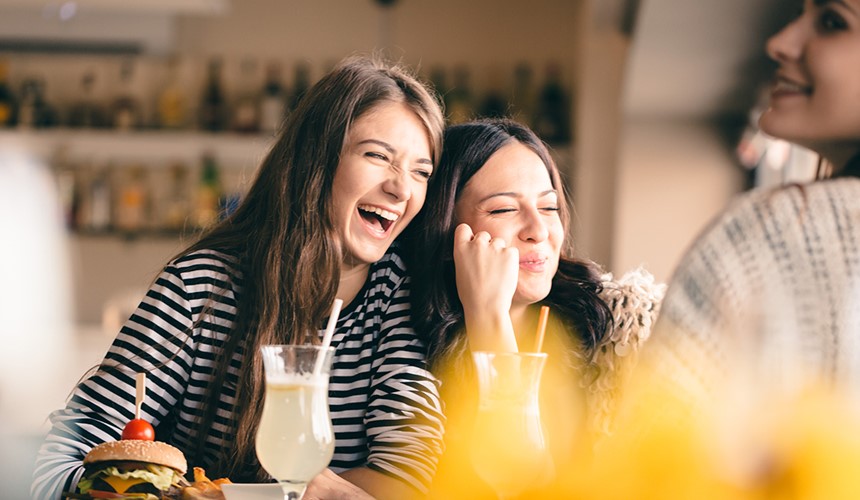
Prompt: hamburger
<box><xmin>65</xmin><ymin>440</ymin><xmax>189</xmax><ymax>499</ymax></box>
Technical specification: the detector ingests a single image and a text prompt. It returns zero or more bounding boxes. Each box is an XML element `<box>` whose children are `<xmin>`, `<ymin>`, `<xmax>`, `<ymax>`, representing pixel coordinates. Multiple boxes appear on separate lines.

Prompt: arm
<box><xmin>32</xmin><ymin>264</ymin><xmax>195</xmax><ymax>499</ymax></box>
<box><xmin>452</xmin><ymin>223</ymin><xmax>519</xmax><ymax>352</ymax></box>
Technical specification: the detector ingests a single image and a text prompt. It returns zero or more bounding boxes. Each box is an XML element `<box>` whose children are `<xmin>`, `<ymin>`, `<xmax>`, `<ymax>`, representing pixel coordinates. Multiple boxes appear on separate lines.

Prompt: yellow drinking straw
<box><xmin>535</xmin><ymin>305</ymin><xmax>550</xmax><ymax>353</ymax></box>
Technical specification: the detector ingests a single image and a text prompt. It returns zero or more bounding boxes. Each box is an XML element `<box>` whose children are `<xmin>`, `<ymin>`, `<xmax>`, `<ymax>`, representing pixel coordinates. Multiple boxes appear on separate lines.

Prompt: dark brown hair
<box><xmin>182</xmin><ymin>55</ymin><xmax>444</xmax><ymax>480</ymax></box>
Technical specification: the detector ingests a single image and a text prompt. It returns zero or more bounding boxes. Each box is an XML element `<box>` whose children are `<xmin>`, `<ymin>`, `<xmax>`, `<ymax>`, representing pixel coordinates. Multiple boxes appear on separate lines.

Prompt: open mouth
<box><xmin>358</xmin><ymin>204</ymin><xmax>399</xmax><ymax>234</ymax></box>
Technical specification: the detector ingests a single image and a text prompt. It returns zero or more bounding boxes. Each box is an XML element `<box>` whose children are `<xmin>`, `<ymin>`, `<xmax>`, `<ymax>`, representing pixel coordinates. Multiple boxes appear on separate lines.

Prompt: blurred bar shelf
<box><xmin>0</xmin><ymin>128</ymin><xmax>274</xmax><ymax>167</ymax></box>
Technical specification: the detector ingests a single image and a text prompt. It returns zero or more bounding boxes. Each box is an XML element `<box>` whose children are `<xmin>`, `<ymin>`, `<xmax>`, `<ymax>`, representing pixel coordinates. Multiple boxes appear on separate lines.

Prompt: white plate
<box><xmin>220</xmin><ymin>483</ymin><xmax>285</xmax><ymax>500</ymax></box>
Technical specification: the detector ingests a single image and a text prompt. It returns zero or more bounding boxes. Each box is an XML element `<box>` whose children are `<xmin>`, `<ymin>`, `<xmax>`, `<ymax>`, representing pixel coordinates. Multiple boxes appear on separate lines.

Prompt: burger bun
<box><xmin>84</xmin><ymin>440</ymin><xmax>187</xmax><ymax>475</ymax></box>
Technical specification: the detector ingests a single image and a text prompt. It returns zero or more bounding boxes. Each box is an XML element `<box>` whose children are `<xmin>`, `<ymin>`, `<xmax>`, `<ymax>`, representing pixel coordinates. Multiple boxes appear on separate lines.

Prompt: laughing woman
<box><xmin>32</xmin><ymin>56</ymin><xmax>445</xmax><ymax>500</ymax></box>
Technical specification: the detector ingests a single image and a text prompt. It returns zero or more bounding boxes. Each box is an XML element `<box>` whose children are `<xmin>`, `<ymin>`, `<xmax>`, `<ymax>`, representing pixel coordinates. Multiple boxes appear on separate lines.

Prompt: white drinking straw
<box><xmin>314</xmin><ymin>298</ymin><xmax>343</xmax><ymax>375</ymax></box>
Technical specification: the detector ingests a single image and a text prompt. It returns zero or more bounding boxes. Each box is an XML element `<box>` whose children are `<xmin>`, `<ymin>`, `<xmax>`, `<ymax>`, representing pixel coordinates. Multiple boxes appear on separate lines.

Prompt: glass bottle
<box><xmin>289</xmin><ymin>62</ymin><xmax>311</xmax><ymax>113</ymax></box>
<box><xmin>510</xmin><ymin>62</ymin><xmax>535</xmax><ymax>127</ymax></box>
<box><xmin>111</xmin><ymin>58</ymin><xmax>142</xmax><ymax>131</ymax></box>
<box><xmin>259</xmin><ymin>60</ymin><xmax>287</xmax><ymax>136</ymax></box>
<box><xmin>68</xmin><ymin>70</ymin><xmax>107</xmax><ymax>129</ymax></box>
<box><xmin>0</xmin><ymin>58</ymin><xmax>16</xmax><ymax>127</ymax></box>
<box><xmin>533</xmin><ymin>62</ymin><xmax>571</xmax><ymax>144</ymax></box>
<box><xmin>199</xmin><ymin>57</ymin><xmax>227</xmax><ymax>132</ymax></box>
<box><xmin>194</xmin><ymin>153</ymin><xmax>222</xmax><ymax>228</ymax></box>
<box><xmin>115</xmin><ymin>165</ymin><xmax>149</xmax><ymax>234</ymax></box>
<box><xmin>445</xmin><ymin>65</ymin><xmax>473</xmax><ymax>125</ymax></box>
<box><xmin>162</xmin><ymin>162</ymin><xmax>190</xmax><ymax>232</ymax></box>
<box><xmin>232</xmin><ymin>57</ymin><xmax>261</xmax><ymax>134</ymax></box>
<box><xmin>157</xmin><ymin>56</ymin><xmax>187</xmax><ymax>130</ymax></box>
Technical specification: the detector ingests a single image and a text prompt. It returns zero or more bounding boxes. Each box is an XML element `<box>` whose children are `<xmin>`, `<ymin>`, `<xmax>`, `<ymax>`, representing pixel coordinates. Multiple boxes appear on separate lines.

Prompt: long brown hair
<box><xmin>182</xmin><ymin>55</ymin><xmax>443</xmax><ymax>480</ymax></box>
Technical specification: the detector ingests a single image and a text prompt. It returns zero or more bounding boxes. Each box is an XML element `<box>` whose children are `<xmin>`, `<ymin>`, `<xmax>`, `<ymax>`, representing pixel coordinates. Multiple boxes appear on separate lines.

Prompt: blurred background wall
<box><xmin>0</xmin><ymin>0</ymin><xmax>799</xmax><ymax>497</ymax></box>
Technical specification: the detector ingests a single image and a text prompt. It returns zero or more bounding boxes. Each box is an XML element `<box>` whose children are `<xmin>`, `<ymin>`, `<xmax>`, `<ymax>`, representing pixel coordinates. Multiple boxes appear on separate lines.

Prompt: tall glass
<box><xmin>470</xmin><ymin>351</ymin><xmax>552</xmax><ymax>500</ymax></box>
<box><xmin>256</xmin><ymin>345</ymin><xmax>336</xmax><ymax>500</ymax></box>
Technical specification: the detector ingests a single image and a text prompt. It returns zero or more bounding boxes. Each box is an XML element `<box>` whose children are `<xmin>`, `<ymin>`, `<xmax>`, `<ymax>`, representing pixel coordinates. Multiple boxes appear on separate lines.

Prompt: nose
<box><xmin>766</xmin><ymin>15</ymin><xmax>805</xmax><ymax>64</ymax></box>
<box><xmin>383</xmin><ymin>169</ymin><xmax>412</xmax><ymax>201</ymax></box>
<box><xmin>518</xmin><ymin>209</ymin><xmax>549</xmax><ymax>243</ymax></box>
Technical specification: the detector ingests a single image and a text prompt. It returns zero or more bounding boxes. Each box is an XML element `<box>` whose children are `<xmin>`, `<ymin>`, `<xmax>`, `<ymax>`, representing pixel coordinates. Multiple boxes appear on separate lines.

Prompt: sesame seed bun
<box><xmin>84</xmin><ymin>440</ymin><xmax>187</xmax><ymax>475</ymax></box>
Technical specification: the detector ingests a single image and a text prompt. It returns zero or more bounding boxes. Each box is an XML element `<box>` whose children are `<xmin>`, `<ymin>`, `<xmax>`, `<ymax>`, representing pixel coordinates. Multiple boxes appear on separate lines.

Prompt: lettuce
<box><xmin>78</xmin><ymin>464</ymin><xmax>181</xmax><ymax>493</ymax></box>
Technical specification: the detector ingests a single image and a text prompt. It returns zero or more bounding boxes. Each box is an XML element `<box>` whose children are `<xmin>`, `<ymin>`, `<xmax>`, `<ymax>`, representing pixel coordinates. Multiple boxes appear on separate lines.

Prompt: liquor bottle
<box><xmin>111</xmin><ymin>58</ymin><xmax>142</xmax><ymax>131</ymax></box>
<box><xmin>162</xmin><ymin>162</ymin><xmax>190</xmax><ymax>231</ymax></box>
<box><xmin>82</xmin><ymin>166</ymin><xmax>112</xmax><ymax>232</ymax></box>
<box><xmin>115</xmin><ymin>165</ymin><xmax>149</xmax><ymax>233</ymax></box>
<box><xmin>157</xmin><ymin>56</ymin><xmax>187</xmax><ymax>130</ymax></box>
<box><xmin>52</xmin><ymin>146</ymin><xmax>78</xmax><ymax>230</ymax></box>
<box><xmin>68</xmin><ymin>70</ymin><xmax>107</xmax><ymax>128</ymax></box>
<box><xmin>289</xmin><ymin>62</ymin><xmax>311</xmax><ymax>113</ymax></box>
<box><xmin>428</xmin><ymin>66</ymin><xmax>449</xmax><ymax>106</ymax></box>
<box><xmin>231</xmin><ymin>57</ymin><xmax>260</xmax><ymax>134</ymax></box>
<box><xmin>510</xmin><ymin>63</ymin><xmax>535</xmax><ymax>126</ymax></box>
<box><xmin>199</xmin><ymin>57</ymin><xmax>227</xmax><ymax>132</ymax></box>
<box><xmin>445</xmin><ymin>65</ymin><xmax>473</xmax><ymax>125</ymax></box>
<box><xmin>17</xmin><ymin>77</ymin><xmax>57</xmax><ymax>129</ymax></box>
<box><xmin>0</xmin><ymin>58</ymin><xmax>16</xmax><ymax>127</ymax></box>
<box><xmin>194</xmin><ymin>153</ymin><xmax>222</xmax><ymax>228</ymax></box>
<box><xmin>478</xmin><ymin>66</ymin><xmax>507</xmax><ymax>119</ymax></box>
<box><xmin>259</xmin><ymin>60</ymin><xmax>287</xmax><ymax>136</ymax></box>
<box><xmin>533</xmin><ymin>62</ymin><xmax>571</xmax><ymax>144</ymax></box>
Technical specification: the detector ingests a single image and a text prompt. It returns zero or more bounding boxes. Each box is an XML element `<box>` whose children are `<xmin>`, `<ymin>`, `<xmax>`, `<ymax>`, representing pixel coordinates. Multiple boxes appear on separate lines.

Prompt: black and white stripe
<box><xmin>32</xmin><ymin>246</ymin><xmax>444</xmax><ymax>498</ymax></box>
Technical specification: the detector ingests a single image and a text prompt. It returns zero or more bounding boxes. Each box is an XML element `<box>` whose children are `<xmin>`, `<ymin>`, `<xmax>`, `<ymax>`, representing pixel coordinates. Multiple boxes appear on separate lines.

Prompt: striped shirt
<box><xmin>32</xmin><ymin>246</ymin><xmax>445</xmax><ymax>498</ymax></box>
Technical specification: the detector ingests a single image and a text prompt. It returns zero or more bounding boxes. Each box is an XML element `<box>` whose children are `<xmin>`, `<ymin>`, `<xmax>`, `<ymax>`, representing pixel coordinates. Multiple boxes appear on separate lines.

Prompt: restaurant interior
<box><xmin>0</xmin><ymin>0</ymin><xmax>808</xmax><ymax>497</ymax></box>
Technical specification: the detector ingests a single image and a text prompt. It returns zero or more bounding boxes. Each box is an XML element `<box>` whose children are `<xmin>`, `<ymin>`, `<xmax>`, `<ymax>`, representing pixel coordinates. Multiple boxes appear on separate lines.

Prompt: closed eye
<box><xmin>365</xmin><ymin>151</ymin><xmax>389</xmax><ymax>162</ymax></box>
<box><xmin>489</xmin><ymin>208</ymin><xmax>517</xmax><ymax>215</ymax></box>
<box><xmin>413</xmin><ymin>169</ymin><xmax>432</xmax><ymax>181</ymax></box>
<box><xmin>541</xmin><ymin>207</ymin><xmax>560</xmax><ymax>213</ymax></box>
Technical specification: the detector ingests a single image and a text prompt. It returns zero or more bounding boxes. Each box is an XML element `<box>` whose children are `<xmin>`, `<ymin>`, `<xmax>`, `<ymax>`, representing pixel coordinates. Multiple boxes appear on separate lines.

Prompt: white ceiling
<box><xmin>623</xmin><ymin>0</ymin><xmax>797</xmax><ymax>119</ymax></box>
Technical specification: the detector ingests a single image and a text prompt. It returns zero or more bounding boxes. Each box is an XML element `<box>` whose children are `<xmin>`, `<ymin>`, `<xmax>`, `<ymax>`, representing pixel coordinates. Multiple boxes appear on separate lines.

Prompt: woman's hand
<box><xmin>452</xmin><ymin>223</ymin><xmax>519</xmax><ymax>352</ymax></box>
<box><xmin>302</xmin><ymin>468</ymin><xmax>375</xmax><ymax>500</ymax></box>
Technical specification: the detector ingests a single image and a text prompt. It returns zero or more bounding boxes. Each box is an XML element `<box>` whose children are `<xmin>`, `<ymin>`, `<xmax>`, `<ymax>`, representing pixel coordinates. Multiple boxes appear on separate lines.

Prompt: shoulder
<box><xmin>368</xmin><ymin>244</ymin><xmax>409</xmax><ymax>286</ymax></box>
<box><xmin>169</xmin><ymin>249</ymin><xmax>242</xmax><ymax>281</ymax></box>
<box><xmin>597</xmin><ymin>267</ymin><xmax>666</xmax><ymax>356</ymax></box>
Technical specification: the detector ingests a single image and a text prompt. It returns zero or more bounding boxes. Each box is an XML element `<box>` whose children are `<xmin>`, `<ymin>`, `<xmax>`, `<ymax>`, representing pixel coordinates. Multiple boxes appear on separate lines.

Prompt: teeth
<box><xmin>775</xmin><ymin>79</ymin><xmax>808</xmax><ymax>93</ymax></box>
<box><xmin>358</xmin><ymin>205</ymin><xmax>399</xmax><ymax>221</ymax></box>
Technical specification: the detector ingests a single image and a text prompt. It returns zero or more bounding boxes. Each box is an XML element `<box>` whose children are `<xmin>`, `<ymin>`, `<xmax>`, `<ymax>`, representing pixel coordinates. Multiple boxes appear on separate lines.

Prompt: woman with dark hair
<box><xmin>32</xmin><ymin>56</ymin><xmax>445</xmax><ymax>500</ymax></box>
<box><xmin>405</xmin><ymin>118</ymin><xmax>664</xmax><ymax>497</ymax></box>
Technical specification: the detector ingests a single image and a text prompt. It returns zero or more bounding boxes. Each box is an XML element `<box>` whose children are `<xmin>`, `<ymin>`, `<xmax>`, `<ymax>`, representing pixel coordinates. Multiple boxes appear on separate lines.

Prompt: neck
<box><xmin>510</xmin><ymin>303</ymin><xmax>539</xmax><ymax>345</ymax></box>
<box><xmin>816</xmin><ymin>144</ymin><xmax>860</xmax><ymax>176</ymax></box>
<box><xmin>337</xmin><ymin>262</ymin><xmax>370</xmax><ymax>306</ymax></box>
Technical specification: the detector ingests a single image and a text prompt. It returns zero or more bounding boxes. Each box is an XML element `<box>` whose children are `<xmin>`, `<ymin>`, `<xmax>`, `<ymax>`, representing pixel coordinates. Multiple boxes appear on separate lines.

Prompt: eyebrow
<box><xmin>478</xmin><ymin>189</ymin><xmax>558</xmax><ymax>203</ymax></box>
<box><xmin>356</xmin><ymin>139</ymin><xmax>433</xmax><ymax>165</ymax></box>
<box><xmin>814</xmin><ymin>0</ymin><xmax>856</xmax><ymax>13</ymax></box>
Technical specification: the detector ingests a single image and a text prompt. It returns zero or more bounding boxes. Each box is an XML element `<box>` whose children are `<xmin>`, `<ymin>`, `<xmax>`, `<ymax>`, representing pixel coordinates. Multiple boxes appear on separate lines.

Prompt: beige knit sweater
<box><xmin>645</xmin><ymin>178</ymin><xmax>860</xmax><ymax>406</ymax></box>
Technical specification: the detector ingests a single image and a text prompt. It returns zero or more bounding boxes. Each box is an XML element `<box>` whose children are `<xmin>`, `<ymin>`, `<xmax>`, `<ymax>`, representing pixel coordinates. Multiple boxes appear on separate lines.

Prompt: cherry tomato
<box><xmin>122</xmin><ymin>418</ymin><xmax>155</xmax><ymax>441</ymax></box>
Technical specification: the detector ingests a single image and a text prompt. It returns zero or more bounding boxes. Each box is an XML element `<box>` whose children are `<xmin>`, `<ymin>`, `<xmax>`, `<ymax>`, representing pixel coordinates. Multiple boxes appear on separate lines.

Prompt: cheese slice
<box><xmin>102</xmin><ymin>475</ymin><xmax>146</xmax><ymax>494</ymax></box>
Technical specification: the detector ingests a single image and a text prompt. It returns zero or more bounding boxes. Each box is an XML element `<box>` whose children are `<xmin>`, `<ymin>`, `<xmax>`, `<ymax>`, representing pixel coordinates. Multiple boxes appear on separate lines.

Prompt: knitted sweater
<box><xmin>647</xmin><ymin>178</ymin><xmax>860</xmax><ymax>403</ymax></box>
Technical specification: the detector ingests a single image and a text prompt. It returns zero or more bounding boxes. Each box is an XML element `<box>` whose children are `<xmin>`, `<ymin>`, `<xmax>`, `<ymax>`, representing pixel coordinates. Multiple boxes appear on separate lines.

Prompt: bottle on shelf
<box><xmin>259</xmin><ymin>60</ymin><xmax>287</xmax><ymax>136</ymax></box>
<box><xmin>0</xmin><ymin>58</ymin><xmax>16</xmax><ymax>127</ymax></box>
<box><xmin>231</xmin><ymin>57</ymin><xmax>261</xmax><ymax>134</ymax></box>
<box><xmin>510</xmin><ymin>62</ymin><xmax>535</xmax><ymax>126</ymax></box>
<box><xmin>290</xmin><ymin>62</ymin><xmax>311</xmax><ymax>113</ymax></box>
<box><xmin>114</xmin><ymin>164</ymin><xmax>149</xmax><ymax>233</ymax></box>
<box><xmin>157</xmin><ymin>56</ymin><xmax>187</xmax><ymax>130</ymax></box>
<box><xmin>52</xmin><ymin>146</ymin><xmax>78</xmax><ymax>230</ymax></box>
<box><xmin>110</xmin><ymin>58</ymin><xmax>143</xmax><ymax>131</ymax></box>
<box><xmin>68</xmin><ymin>70</ymin><xmax>108</xmax><ymax>129</ymax></box>
<box><xmin>194</xmin><ymin>153</ymin><xmax>223</xmax><ymax>229</ymax></box>
<box><xmin>445</xmin><ymin>65</ymin><xmax>473</xmax><ymax>125</ymax></box>
<box><xmin>77</xmin><ymin>165</ymin><xmax>112</xmax><ymax>232</ymax></box>
<box><xmin>17</xmin><ymin>77</ymin><xmax>57</xmax><ymax>129</ymax></box>
<box><xmin>533</xmin><ymin>62</ymin><xmax>571</xmax><ymax>144</ymax></box>
<box><xmin>162</xmin><ymin>162</ymin><xmax>190</xmax><ymax>231</ymax></box>
<box><xmin>478</xmin><ymin>65</ymin><xmax>507</xmax><ymax>119</ymax></box>
<box><xmin>199</xmin><ymin>57</ymin><xmax>228</xmax><ymax>132</ymax></box>
<box><xmin>428</xmin><ymin>66</ymin><xmax>449</xmax><ymax>107</ymax></box>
